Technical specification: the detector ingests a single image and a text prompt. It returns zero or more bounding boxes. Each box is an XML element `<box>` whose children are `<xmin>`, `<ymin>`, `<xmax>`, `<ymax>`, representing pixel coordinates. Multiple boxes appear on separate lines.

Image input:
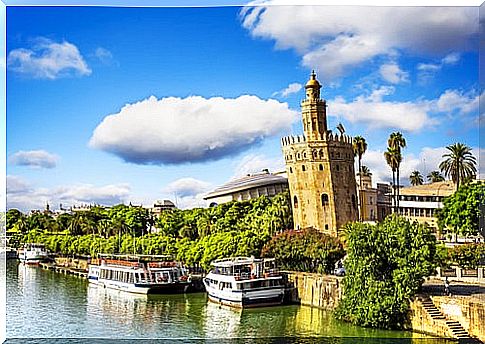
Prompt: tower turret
<box><xmin>301</xmin><ymin>71</ymin><xmax>327</xmax><ymax>141</ymax></box>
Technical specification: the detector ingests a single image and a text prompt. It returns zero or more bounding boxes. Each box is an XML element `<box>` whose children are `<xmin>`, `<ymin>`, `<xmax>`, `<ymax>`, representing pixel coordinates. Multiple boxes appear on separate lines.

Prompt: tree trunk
<box><xmin>396</xmin><ymin>166</ymin><xmax>400</xmax><ymax>211</ymax></box>
<box><xmin>392</xmin><ymin>170</ymin><xmax>396</xmax><ymax>213</ymax></box>
<box><xmin>358</xmin><ymin>157</ymin><xmax>363</xmax><ymax>221</ymax></box>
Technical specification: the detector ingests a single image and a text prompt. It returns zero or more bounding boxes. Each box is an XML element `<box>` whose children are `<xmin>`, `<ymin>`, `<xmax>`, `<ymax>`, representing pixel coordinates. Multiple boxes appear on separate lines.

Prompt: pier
<box><xmin>39</xmin><ymin>262</ymin><xmax>87</xmax><ymax>278</ymax></box>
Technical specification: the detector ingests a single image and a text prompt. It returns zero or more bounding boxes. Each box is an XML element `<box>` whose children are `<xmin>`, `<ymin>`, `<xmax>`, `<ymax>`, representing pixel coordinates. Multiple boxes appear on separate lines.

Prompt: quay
<box><xmin>39</xmin><ymin>262</ymin><xmax>88</xmax><ymax>278</ymax></box>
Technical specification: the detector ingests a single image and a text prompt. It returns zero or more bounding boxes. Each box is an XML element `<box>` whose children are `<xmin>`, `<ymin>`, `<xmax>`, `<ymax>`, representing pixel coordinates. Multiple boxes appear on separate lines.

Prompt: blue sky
<box><xmin>5</xmin><ymin>4</ymin><xmax>482</xmax><ymax>211</ymax></box>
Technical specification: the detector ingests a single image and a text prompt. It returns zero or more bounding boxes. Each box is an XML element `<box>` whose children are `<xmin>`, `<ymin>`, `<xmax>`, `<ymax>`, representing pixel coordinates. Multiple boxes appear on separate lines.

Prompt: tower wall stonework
<box><xmin>281</xmin><ymin>73</ymin><xmax>358</xmax><ymax>236</ymax></box>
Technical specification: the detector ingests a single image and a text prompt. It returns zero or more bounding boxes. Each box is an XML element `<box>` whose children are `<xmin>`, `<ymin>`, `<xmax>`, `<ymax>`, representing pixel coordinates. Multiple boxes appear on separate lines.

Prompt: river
<box><xmin>5</xmin><ymin>261</ymin><xmax>454</xmax><ymax>343</ymax></box>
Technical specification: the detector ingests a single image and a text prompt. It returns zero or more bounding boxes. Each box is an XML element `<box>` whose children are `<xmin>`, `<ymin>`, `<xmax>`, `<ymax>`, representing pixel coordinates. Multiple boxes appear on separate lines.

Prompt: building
<box><xmin>394</xmin><ymin>181</ymin><xmax>455</xmax><ymax>230</ymax></box>
<box><xmin>203</xmin><ymin>170</ymin><xmax>288</xmax><ymax>206</ymax></box>
<box><xmin>376</xmin><ymin>183</ymin><xmax>392</xmax><ymax>221</ymax></box>
<box><xmin>356</xmin><ymin>174</ymin><xmax>392</xmax><ymax>222</ymax></box>
<box><xmin>281</xmin><ymin>72</ymin><xmax>359</xmax><ymax>235</ymax></box>
<box><xmin>149</xmin><ymin>200</ymin><xmax>177</xmax><ymax>216</ymax></box>
<box><xmin>356</xmin><ymin>174</ymin><xmax>377</xmax><ymax>222</ymax></box>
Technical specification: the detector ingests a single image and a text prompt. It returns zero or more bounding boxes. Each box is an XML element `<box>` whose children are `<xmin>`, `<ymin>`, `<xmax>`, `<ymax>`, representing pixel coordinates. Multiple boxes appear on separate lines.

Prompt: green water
<box><xmin>6</xmin><ymin>261</ymin><xmax>452</xmax><ymax>343</ymax></box>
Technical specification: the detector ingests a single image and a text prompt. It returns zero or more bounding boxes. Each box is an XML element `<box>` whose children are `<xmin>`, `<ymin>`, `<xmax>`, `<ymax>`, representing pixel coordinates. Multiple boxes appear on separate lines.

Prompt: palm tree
<box><xmin>358</xmin><ymin>165</ymin><xmax>372</xmax><ymax>177</ymax></box>
<box><xmin>427</xmin><ymin>170</ymin><xmax>445</xmax><ymax>183</ymax></box>
<box><xmin>353</xmin><ymin>136</ymin><xmax>368</xmax><ymax>221</ymax></box>
<box><xmin>409</xmin><ymin>170</ymin><xmax>424</xmax><ymax>186</ymax></box>
<box><xmin>439</xmin><ymin>143</ymin><xmax>477</xmax><ymax>190</ymax></box>
<box><xmin>388</xmin><ymin>132</ymin><xmax>406</xmax><ymax>208</ymax></box>
<box><xmin>384</xmin><ymin>147</ymin><xmax>401</xmax><ymax>213</ymax></box>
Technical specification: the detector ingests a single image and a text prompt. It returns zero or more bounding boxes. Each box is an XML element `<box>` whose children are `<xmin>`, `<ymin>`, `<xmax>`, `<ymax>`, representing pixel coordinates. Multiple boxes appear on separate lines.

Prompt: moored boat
<box><xmin>203</xmin><ymin>257</ymin><xmax>285</xmax><ymax>308</ymax></box>
<box><xmin>88</xmin><ymin>254</ymin><xmax>192</xmax><ymax>295</ymax></box>
<box><xmin>18</xmin><ymin>243</ymin><xmax>49</xmax><ymax>265</ymax></box>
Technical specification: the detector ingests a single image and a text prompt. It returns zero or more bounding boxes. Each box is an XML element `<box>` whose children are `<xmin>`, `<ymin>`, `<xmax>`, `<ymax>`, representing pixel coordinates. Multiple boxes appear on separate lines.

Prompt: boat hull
<box><xmin>96</xmin><ymin>279</ymin><xmax>191</xmax><ymax>295</ymax></box>
<box><xmin>207</xmin><ymin>292</ymin><xmax>284</xmax><ymax>308</ymax></box>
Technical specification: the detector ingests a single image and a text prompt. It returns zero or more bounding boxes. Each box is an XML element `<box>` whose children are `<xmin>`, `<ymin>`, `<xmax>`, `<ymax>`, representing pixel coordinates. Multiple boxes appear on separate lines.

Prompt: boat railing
<box><xmin>103</xmin><ymin>259</ymin><xmax>142</xmax><ymax>268</ymax></box>
<box><xmin>147</xmin><ymin>261</ymin><xmax>178</xmax><ymax>268</ymax></box>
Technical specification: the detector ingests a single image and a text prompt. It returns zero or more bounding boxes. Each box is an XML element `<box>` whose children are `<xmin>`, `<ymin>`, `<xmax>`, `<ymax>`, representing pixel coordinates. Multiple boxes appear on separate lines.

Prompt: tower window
<box><xmin>302</xmin><ymin>165</ymin><xmax>306</xmax><ymax>171</ymax></box>
<box><xmin>351</xmin><ymin>195</ymin><xmax>357</xmax><ymax>209</ymax></box>
<box><xmin>325</xmin><ymin>224</ymin><xmax>329</xmax><ymax>230</ymax></box>
<box><xmin>319</xmin><ymin>164</ymin><xmax>323</xmax><ymax>171</ymax></box>
<box><xmin>336</xmin><ymin>165</ymin><xmax>340</xmax><ymax>171</ymax></box>
<box><xmin>297</xmin><ymin>153</ymin><xmax>301</xmax><ymax>159</ymax></box>
<box><xmin>303</xmin><ymin>153</ymin><xmax>307</xmax><ymax>158</ymax></box>
<box><xmin>321</xmin><ymin>193</ymin><xmax>329</xmax><ymax>206</ymax></box>
<box><xmin>293</xmin><ymin>196</ymin><xmax>298</xmax><ymax>209</ymax></box>
<box><xmin>289</xmin><ymin>167</ymin><xmax>293</xmax><ymax>173</ymax></box>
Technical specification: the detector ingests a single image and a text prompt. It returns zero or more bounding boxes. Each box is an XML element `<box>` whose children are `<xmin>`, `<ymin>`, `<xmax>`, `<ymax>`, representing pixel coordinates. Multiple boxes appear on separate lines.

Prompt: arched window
<box><xmin>336</xmin><ymin>164</ymin><xmax>340</xmax><ymax>171</ymax></box>
<box><xmin>319</xmin><ymin>164</ymin><xmax>324</xmax><ymax>171</ymax></box>
<box><xmin>321</xmin><ymin>193</ymin><xmax>329</xmax><ymax>206</ymax></box>
<box><xmin>293</xmin><ymin>196</ymin><xmax>299</xmax><ymax>209</ymax></box>
<box><xmin>303</xmin><ymin>153</ymin><xmax>307</xmax><ymax>158</ymax></box>
<box><xmin>289</xmin><ymin>167</ymin><xmax>293</xmax><ymax>173</ymax></box>
<box><xmin>297</xmin><ymin>153</ymin><xmax>301</xmax><ymax>159</ymax></box>
<box><xmin>302</xmin><ymin>165</ymin><xmax>306</xmax><ymax>171</ymax></box>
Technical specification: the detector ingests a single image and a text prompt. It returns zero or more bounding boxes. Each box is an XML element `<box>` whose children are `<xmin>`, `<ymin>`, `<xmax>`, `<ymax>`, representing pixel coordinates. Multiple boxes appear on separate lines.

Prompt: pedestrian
<box><xmin>444</xmin><ymin>277</ymin><xmax>451</xmax><ymax>296</ymax></box>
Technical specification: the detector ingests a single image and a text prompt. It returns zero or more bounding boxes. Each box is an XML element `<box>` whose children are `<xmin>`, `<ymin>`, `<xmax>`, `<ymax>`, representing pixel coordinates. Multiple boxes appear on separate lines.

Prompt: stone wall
<box><xmin>432</xmin><ymin>295</ymin><xmax>485</xmax><ymax>342</ymax></box>
<box><xmin>284</xmin><ymin>271</ymin><xmax>342</xmax><ymax>310</ymax></box>
<box><xmin>408</xmin><ymin>298</ymin><xmax>453</xmax><ymax>338</ymax></box>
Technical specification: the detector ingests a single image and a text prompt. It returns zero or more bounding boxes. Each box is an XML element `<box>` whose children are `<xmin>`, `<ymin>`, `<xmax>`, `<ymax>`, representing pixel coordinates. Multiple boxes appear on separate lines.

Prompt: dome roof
<box><xmin>305</xmin><ymin>70</ymin><xmax>322</xmax><ymax>88</ymax></box>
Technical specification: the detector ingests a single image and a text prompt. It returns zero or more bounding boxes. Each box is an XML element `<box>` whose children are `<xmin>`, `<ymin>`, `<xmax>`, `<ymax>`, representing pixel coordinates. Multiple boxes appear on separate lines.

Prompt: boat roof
<box><xmin>98</xmin><ymin>254</ymin><xmax>174</xmax><ymax>261</ymax></box>
<box><xmin>211</xmin><ymin>257</ymin><xmax>275</xmax><ymax>267</ymax></box>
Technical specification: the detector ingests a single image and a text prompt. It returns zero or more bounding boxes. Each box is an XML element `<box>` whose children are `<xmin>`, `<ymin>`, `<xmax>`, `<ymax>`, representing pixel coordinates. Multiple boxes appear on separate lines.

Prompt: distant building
<box><xmin>149</xmin><ymin>200</ymin><xmax>177</xmax><ymax>216</ymax></box>
<box><xmin>356</xmin><ymin>174</ymin><xmax>377</xmax><ymax>222</ymax></box>
<box><xmin>395</xmin><ymin>181</ymin><xmax>455</xmax><ymax>230</ymax></box>
<box><xmin>376</xmin><ymin>183</ymin><xmax>392</xmax><ymax>222</ymax></box>
<box><xmin>281</xmin><ymin>71</ymin><xmax>358</xmax><ymax>235</ymax></box>
<box><xmin>203</xmin><ymin>170</ymin><xmax>288</xmax><ymax>206</ymax></box>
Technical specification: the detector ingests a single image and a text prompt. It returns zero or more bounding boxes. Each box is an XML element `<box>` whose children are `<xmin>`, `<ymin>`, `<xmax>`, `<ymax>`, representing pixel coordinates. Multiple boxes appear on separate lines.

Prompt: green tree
<box><xmin>409</xmin><ymin>170</ymin><xmax>424</xmax><ymax>186</ymax></box>
<box><xmin>436</xmin><ymin>182</ymin><xmax>484</xmax><ymax>238</ymax></box>
<box><xmin>6</xmin><ymin>209</ymin><xmax>24</xmax><ymax>231</ymax></box>
<box><xmin>261</xmin><ymin>228</ymin><xmax>344</xmax><ymax>273</ymax></box>
<box><xmin>336</xmin><ymin>215</ymin><xmax>438</xmax><ymax>329</ymax></box>
<box><xmin>427</xmin><ymin>171</ymin><xmax>445</xmax><ymax>183</ymax></box>
<box><xmin>439</xmin><ymin>143</ymin><xmax>477</xmax><ymax>190</ymax></box>
<box><xmin>353</xmin><ymin>136</ymin><xmax>368</xmax><ymax>221</ymax></box>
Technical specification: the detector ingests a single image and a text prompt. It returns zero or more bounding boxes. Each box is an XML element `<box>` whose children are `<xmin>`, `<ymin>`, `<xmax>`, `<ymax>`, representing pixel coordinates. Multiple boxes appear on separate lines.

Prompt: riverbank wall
<box><xmin>283</xmin><ymin>271</ymin><xmax>342</xmax><ymax>310</ymax></box>
<box><xmin>432</xmin><ymin>295</ymin><xmax>485</xmax><ymax>342</ymax></box>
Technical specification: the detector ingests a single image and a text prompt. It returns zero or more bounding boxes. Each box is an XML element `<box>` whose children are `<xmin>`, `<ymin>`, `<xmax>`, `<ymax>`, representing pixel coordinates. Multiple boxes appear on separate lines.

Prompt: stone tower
<box><xmin>281</xmin><ymin>71</ymin><xmax>358</xmax><ymax>235</ymax></box>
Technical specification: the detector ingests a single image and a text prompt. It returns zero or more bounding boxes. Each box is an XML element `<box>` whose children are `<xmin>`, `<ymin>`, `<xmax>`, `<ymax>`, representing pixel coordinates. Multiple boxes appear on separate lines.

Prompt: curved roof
<box><xmin>203</xmin><ymin>172</ymin><xmax>288</xmax><ymax>200</ymax></box>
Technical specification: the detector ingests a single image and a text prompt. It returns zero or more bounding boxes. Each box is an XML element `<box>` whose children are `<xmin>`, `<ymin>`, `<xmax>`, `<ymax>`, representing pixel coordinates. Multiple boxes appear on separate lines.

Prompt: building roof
<box><xmin>398</xmin><ymin>181</ymin><xmax>456</xmax><ymax>197</ymax></box>
<box><xmin>203</xmin><ymin>171</ymin><xmax>288</xmax><ymax>200</ymax></box>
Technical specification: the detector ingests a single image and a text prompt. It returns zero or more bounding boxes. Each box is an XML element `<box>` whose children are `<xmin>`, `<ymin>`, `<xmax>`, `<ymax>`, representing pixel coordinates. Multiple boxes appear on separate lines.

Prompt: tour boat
<box><xmin>87</xmin><ymin>254</ymin><xmax>192</xmax><ymax>295</ymax></box>
<box><xmin>203</xmin><ymin>257</ymin><xmax>285</xmax><ymax>308</ymax></box>
<box><xmin>18</xmin><ymin>243</ymin><xmax>49</xmax><ymax>265</ymax></box>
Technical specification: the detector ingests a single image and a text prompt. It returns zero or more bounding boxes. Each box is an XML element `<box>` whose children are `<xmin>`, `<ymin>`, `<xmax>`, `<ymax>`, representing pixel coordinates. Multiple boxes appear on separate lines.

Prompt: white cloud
<box><xmin>89</xmin><ymin>95</ymin><xmax>298</xmax><ymax>164</ymax></box>
<box><xmin>379</xmin><ymin>62</ymin><xmax>409</xmax><ymax>84</ymax></box>
<box><xmin>163</xmin><ymin>177</ymin><xmax>212</xmax><ymax>198</ymax></box>
<box><xmin>94</xmin><ymin>47</ymin><xmax>114</xmax><ymax>65</ymax></box>
<box><xmin>6</xmin><ymin>177</ymin><xmax>131</xmax><ymax>211</ymax></box>
<box><xmin>9</xmin><ymin>150</ymin><xmax>59</xmax><ymax>169</ymax></box>
<box><xmin>7</xmin><ymin>38</ymin><xmax>91</xmax><ymax>79</ymax></box>
<box><xmin>272</xmin><ymin>82</ymin><xmax>302</xmax><ymax>97</ymax></box>
<box><xmin>330</xmin><ymin>86</ymin><xmax>435</xmax><ymax>132</ymax></box>
<box><xmin>417</xmin><ymin>52</ymin><xmax>461</xmax><ymax>83</ymax></box>
<box><xmin>232</xmin><ymin>153</ymin><xmax>285</xmax><ymax>178</ymax></box>
<box><xmin>241</xmin><ymin>5</ymin><xmax>476</xmax><ymax>80</ymax></box>
<box><xmin>329</xmin><ymin>87</ymin><xmax>478</xmax><ymax>132</ymax></box>
<box><xmin>362</xmin><ymin>146</ymin><xmax>479</xmax><ymax>186</ymax></box>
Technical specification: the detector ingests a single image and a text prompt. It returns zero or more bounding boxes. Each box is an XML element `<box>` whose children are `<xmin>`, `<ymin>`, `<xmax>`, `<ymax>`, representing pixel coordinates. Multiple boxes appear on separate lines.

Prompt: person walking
<box><xmin>444</xmin><ymin>277</ymin><xmax>451</xmax><ymax>296</ymax></box>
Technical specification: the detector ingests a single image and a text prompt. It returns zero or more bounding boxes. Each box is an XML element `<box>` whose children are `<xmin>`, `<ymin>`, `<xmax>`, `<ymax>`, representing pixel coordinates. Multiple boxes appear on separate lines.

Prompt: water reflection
<box><xmin>7</xmin><ymin>261</ymin><xmax>451</xmax><ymax>342</ymax></box>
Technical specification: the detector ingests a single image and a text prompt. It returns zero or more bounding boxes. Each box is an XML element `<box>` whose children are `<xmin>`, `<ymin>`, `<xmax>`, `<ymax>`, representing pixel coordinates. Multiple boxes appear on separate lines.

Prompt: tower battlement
<box><xmin>281</xmin><ymin>132</ymin><xmax>353</xmax><ymax>147</ymax></box>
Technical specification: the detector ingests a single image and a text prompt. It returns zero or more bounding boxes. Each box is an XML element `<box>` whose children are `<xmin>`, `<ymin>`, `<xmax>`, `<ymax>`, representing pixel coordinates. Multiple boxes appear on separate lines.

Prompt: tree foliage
<box><xmin>335</xmin><ymin>215</ymin><xmax>438</xmax><ymax>329</ymax></box>
<box><xmin>261</xmin><ymin>228</ymin><xmax>344</xmax><ymax>274</ymax></box>
<box><xmin>436</xmin><ymin>182</ymin><xmax>484</xmax><ymax>237</ymax></box>
<box><xmin>447</xmin><ymin>243</ymin><xmax>485</xmax><ymax>269</ymax></box>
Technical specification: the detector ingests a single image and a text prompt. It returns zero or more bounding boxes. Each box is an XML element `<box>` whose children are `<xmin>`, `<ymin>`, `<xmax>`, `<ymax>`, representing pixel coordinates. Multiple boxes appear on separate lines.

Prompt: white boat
<box><xmin>18</xmin><ymin>243</ymin><xmax>49</xmax><ymax>265</ymax></box>
<box><xmin>87</xmin><ymin>254</ymin><xmax>192</xmax><ymax>295</ymax></box>
<box><xmin>203</xmin><ymin>257</ymin><xmax>285</xmax><ymax>308</ymax></box>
